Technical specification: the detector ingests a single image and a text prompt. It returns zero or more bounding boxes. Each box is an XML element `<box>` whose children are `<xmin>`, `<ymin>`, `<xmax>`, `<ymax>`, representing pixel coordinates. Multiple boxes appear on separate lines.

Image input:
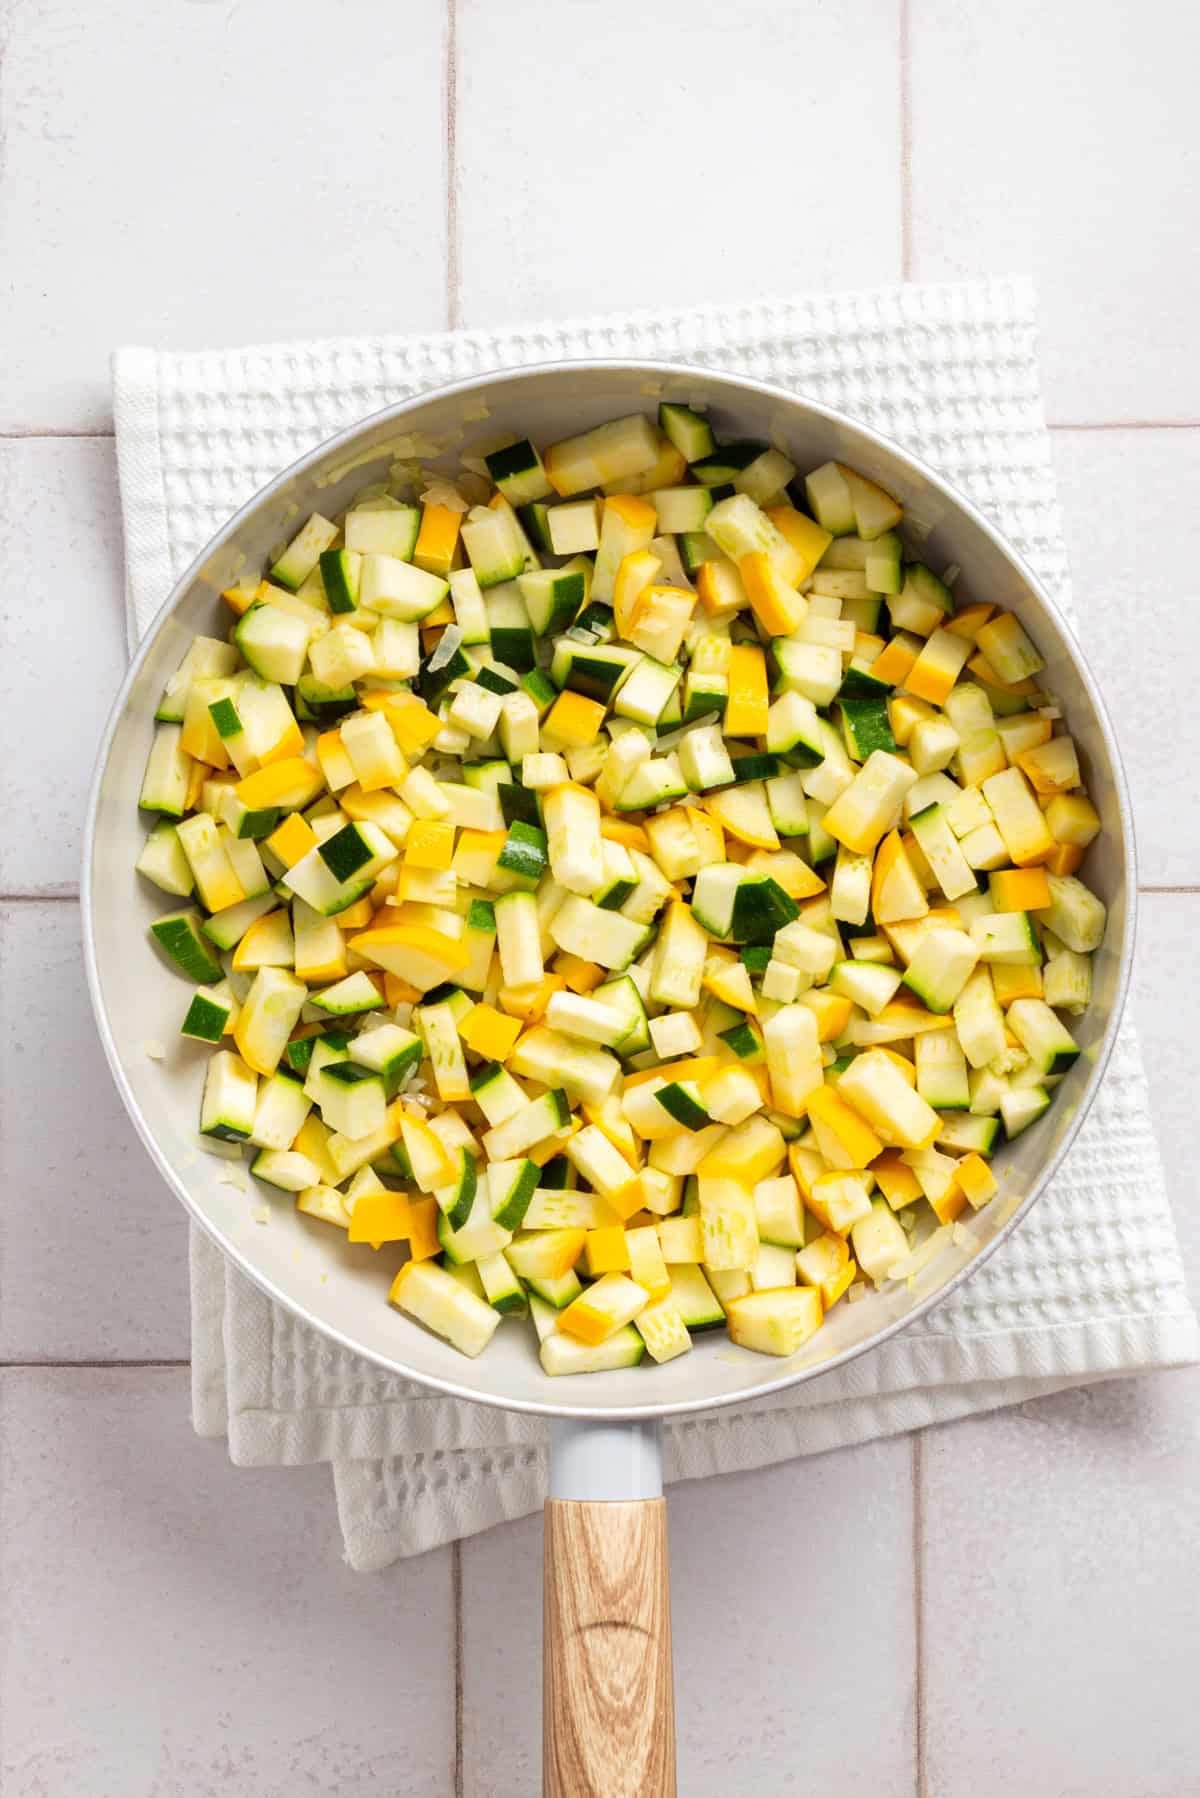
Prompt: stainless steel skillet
<box><xmin>84</xmin><ymin>362</ymin><xmax>1134</xmax><ymax>1794</ymax></box>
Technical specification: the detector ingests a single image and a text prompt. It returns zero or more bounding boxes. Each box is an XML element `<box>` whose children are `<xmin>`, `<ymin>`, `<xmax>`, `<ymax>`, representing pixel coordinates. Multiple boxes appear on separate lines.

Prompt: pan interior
<box><xmin>84</xmin><ymin>362</ymin><xmax>1133</xmax><ymax>1420</ymax></box>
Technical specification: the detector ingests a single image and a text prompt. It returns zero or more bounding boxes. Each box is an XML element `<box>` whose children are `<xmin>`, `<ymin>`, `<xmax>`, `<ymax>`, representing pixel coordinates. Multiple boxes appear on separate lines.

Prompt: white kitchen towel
<box><xmin>114</xmin><ymin>277</ymin><xmax>1198</xmax><ymax>1570</ymax></box>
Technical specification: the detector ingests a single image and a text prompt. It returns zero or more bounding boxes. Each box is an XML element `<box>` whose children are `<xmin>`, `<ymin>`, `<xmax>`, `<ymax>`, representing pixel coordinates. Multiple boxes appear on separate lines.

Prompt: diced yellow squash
<box><xmin>871</xmin><ymin>829</ymin><xmax>930</xmax><ymax>925</ymax></box>
<box><xmin>498</xmin><ymin>972</ymin><xmax>566</xmax><ymax>1022</ymax></box>
<box><xmin>806</xmin><ymin>1085</ymin><xmax>884</xmax><ymax>1169</ymax></box>
<box><xmin>903</xmin><ymin>628</ymin><xmax>974</xmax><ymax>706</ymax></box>
<box><xmin>991</xmin><ymin>961</ymin><xmax>1043</xmax><ymax>1005</ymax></box>
<box><xmin>231</xmin><ymin>908</ymin><xmax>294</xmax><ymax>972</ymax></box>
<box><xmin>233</xmin><ymin>967</ymin><xmax>307</xmax><ymax>1076</ymax></box>
<box><xmin>405</xmin><ymin>1196</ymin><xmax>443</xmax><ymax>1262</ymax></box>
<box><xmin>221</xmin><ymin>578</ymin><xmax>264</xmax><ymax>617</ymax></box>
<box><xmin>697</xmin><ymin>1177</ymin><xmax>760</xmax><ymax>1271</ymax></box>
<box><xmin>745</xmin><ymin>849</ymin><xmax>826</xmax><ymax>900</ymax></box>
<box><xmin>612</xmin><ymin>548</ymin><xmax>662</xmax><ymax>638</ymax></box>
<box><xmin>795</xmin><ymin>1230</ymin><xmax>856</xmax><ymax>1306</ymax></box>
<box><xmin>236</xmin><ymin>757</ymin><xmax>326</xmax><ymax>812</ymax></box>
<box><xmin>389</xmin><ymin>1259</ymin><xmax>501</xmax><ymax>1358</ymax></box>
<box><xmin>555</xmin><ymin>954</ymin><xmax>607</xmax><ymax>994</ymax></box>
<box><xmin>1044</xmin><ymin>791</ymin><xmax>1101</xmax><ymax>849</ymax></box>
<box><xmin>871</xmin><ymin>1149</ymin><xmax>924</xmax><ymax>1211</ymax></box>
<box><xmin>850</xmin><ymin>1197</ymin><xmax>911</xmax><ymax>1278</ymax></box>
<box><xmin>315</xmin><ymin>729</ymin><xmax>356</xmax><ymax>793</ymax></box>
<box><xmin>975</xmin><ymin>611</ymin><xmax>1045</xmax><ymax>684</ymax></box>
<box><xmin>836</xmin><ymin>1049</ymin><xmax>939</xmax><ymax>1149</ymax></box>
<box><xmin>797</xmin><ymin>987</ymin><xmax>854</xmax><ymax>1043</ymax></box>
<box><xmin>398</xmin><ymin>1113</ymin><xmax>456</xmax><ymax>1192</ymax></box>
<box><xmin>293</xmin><ymin>900</ymin><xmax>347</xmax><ymax>984</ymax></box>
<box><xmin>823</xmin><ymin>751</ymin><xmax>919</xmax><ymax>857</ymax></box>
<box><xmin>507</xmin><ymin>1229</ymin><xmax>589</xmax><ymax>1286</ymax></box>
<box><xmin>581</xmin><ymin>1096</ymin><xmax>640</xmax><ymax>1166</ymax></box>
<box><xmin>990</xmin><ymin>868</ymin><xmax>1052</xmax><ymax>912</ymax></box>
<box><xmin>266</xmin><ymin>812</ymin><xmax>319</xmax><ymax>869</ymax></box>
<box><xmin>385</xmin><ymin>694</ymin><xmax>443</xmax><ymax>755</ymax></box>
<box><xmin>698</xmin><ymin>1114</ymin><xmax>786</xmax><ymax>1185</ymax></box>
<box><xmin>604</xmin><ymin>492</ymin><xmax>658</xmax><ymax>531</ymax></box>
<box><xmin>888</xmin><ymin>691</ymin><xmax>938</xmax><ymax>747</ymax></box>
<box><xmin>967</xmin><ymin>650</ymin><xmax>1039</xmax><ymax>696</ymax></box>
<box><xmin>806</xmin><ymin>1169</ymin><xmax>875</xmax><ymax>1235</ymax></box>
<box><xmin>452</xmin><ymin>827</ymin><xmax>505</xmax><ymax>887</ymax></box>
<box><xmin>583</xmin><ymin>1225</ymin><xmax>632</xmax><ymax>1277</ymax></box>
<box><xmin>626</xmin><ymin>1055</ymin><xmax>721</xmax><ymax>1092</ymax></box>
<box><xmin>724</xmin><ymin>1286</ymin><xmax>823</xmax><ymax>1356</ymax></box>
<box><xmin>176</xmin><ymin>813</ymin><xmax>245</xmax><ymax>912</ymax></box>
<box><xmin>704</xmin><ymin>784</ymin><xmax>779</xmax><ymax>850</ymax></box>
<box><xmin>413</xmin><ymin>503</ymin><xmax>462</xmax><ymax>578</ymax></box>
<box><xmin>634</xmin><ymin>1294</ymin><xmax>692</xmax><ymax>1363</ymax></box>
<box><xmin>558</xmin><ymin>1272</ymin><xmax>649</xmax><ymax>1346</ymax></box>
<box><xmin>184</xmin><ymin>759</ymin><xmax>210</xmax><ymax>813</ymax></box>
<box><xmin>292</xmin><ymin>1115</ymin><xmax>342</xmax><ymax>1187</ymax></box>
<box><xmin>943</xmin><ymin>601</ymin><xmax>995</xmax><ymax>641</ymax></box>
<box><xmin>760</xmin><ymin>1004</ymin><xmax>823</xmax><ymax>1118</ymax></box>
<box><xmin>347</xmin><ymin>1190</ymin><xmax>417</xmax><ymax>1246</ymax></box>
<box><xmin>405</xmin><ymin>819</ymin><xmax>456</xmax><ymax>870</ymax></box>
<box><xmin>724</xmin><ymin>643</ymin><xmax>769</xmax><ymax>738</ymax></box>
<box><xmin>739</xmin><ymin>551</ymin><xmax>807</xmax><ymax>636</ymax></box>
<box><xmin>296</xmin><ymin>1185</ymin><xmax>351</xmax><ymax>1229</ymax></box>
<box><xmin>341</xmin><ymin>709</ymin><xmax>407</xmax><ymax>792</ymax></box>
<box><xmin>350</xmin><ymin>923</ymin><xmax>469</xmax><ymax>976</ymax></box>
<box><xmin>627</xmin><ymin>585</ymin><xmax>696</xmax><ymax>663</ymax></box>
<box><xmin>869</xmin><ymin>634</ymin><xmax>921</xmax><ymax>688</ymax></box>
<box><xmin>702</xmin><ymin>953</ymin><xmax>758</xmax><ymax>1015</ymax></box>
<box><xmin>1044</xmin><ymin>842</ymin><xmax>1086</xmax><ymax>877</ymax></box>
<box><xmin>625</xmin><ymin>1225</ymin><xmax>671</xmax><ymax>1301</ymax></box>
<box><xmin>335</xmin><ymin>896</ymin><xmax>376</xmax><ymax>931</ymax></box>
<box><xmin>957</xmin><ymin>1152</ymin><xmax>998</xmax><ymax>1208</ymax></box>
<box><xmin>566</xmin><ymin>1125</ymin><xmax>642</xmax><ymax>1219</ymax></box>
<box><xmin>1016</xmin><ymin>735</ymin><xmax>1081</xmax><ymax>795</ymax></box>
<box><xmin>657</xmin><ymin>1215</ymin><xmax>704</xmax><ymax>1262</ymax></box>
<box><xmin>696</xmin><ymin>557</ymin><xmax>749</xmax><ymax>618</ymax></box>
<box><xmin>599</xmin><ymin>817</ymin><xmax>650</xmax><ymax>853</ymax></box>
<box><xmin>982</xmin><ymin>768</ymin><xmax>1056</xmax><ymax>866</ymax></box>
<box><xmin>763</xmin><ymin>505</ymin><xmax>832</xmax><ymax>580</ymax></box>
<box><xmin>543</xmin><ymin>689</ymin><xmax>607</xmax><ymax>748</ymax></box>
<box><xmin>459</xmin><ymin>1002</ymin><xmax>522</xmax><ymax>1062</ymax></box>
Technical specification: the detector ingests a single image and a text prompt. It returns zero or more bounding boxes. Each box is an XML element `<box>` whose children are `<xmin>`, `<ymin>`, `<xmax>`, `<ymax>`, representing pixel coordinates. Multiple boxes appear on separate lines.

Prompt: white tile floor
<box><xmin>1</xmin><ymin>2</ymin><xmax>1196</xmax><ymax>1792</ymax></box>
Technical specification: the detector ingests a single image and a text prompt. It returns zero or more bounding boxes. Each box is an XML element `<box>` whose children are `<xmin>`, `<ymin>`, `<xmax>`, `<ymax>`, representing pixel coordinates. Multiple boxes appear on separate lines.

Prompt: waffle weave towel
<box><xmin>114</xmin><ymin>276</ymin><xmax>1197</xmax><ymax>1569</ymax></box>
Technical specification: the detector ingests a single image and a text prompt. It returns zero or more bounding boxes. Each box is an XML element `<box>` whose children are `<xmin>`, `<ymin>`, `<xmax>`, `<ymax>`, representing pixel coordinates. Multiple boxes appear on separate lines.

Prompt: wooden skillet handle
<box><xmin>543</xmin><ymin>1422</ymin><xmax>676</xmax><ymax>1797</ymax></box>
<box><xmin>543</xmin><ymin>1497</ymin><xmax>676</xmax><ymax>1796</ymax></box>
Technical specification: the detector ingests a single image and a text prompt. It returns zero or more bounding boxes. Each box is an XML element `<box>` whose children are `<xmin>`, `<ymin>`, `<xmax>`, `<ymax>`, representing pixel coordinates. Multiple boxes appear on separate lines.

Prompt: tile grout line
<box><xmin>445</xmin><ymin>0</ymin><xmax>461</xmax><ymax>333</ymax></box>
<box><xmin>452</xmin><ymin>1538</ymin><xmax>465</xmax><ymax>1797</ymax></box>
<box><xmin>1051</xmin><ymin>419</ymin><xmax>1200</xmax><ymax>432</ymax></box>
<box><xmin>1</xmin><ymin>1359</ymin><xmax>190</xmax><ymax>1370</ymax></box>
<box><xmin>0</xmin><ymin>428</ymin><xmax>115</xmax><ymax>440</ymax></box>
<box><xmin>912</xmin><ymin>1431</ymin><xmax>927</xmax><ymax>1798</ymax></box>
<box><xmin>898</xmin><ymin>0</ymin><xmax>913</xmax><ymax>281</ymax></box>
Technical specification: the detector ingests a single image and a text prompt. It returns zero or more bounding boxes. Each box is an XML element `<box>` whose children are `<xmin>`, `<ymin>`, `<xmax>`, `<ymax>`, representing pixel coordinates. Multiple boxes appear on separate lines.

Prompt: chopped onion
<box><xmin>427</xmin><ymin>624</ymin><xmax>464</xmax><ymax>672</ymax></box>
<box><xmin>885</xmin><ymin>1224</ymin><xmax>955</xmax><ymax>1283</ymax></box>
<box><xmin>420</xmin><ymin>477</ymin><xmax>470</xmax><ymax>514</ymax></box>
